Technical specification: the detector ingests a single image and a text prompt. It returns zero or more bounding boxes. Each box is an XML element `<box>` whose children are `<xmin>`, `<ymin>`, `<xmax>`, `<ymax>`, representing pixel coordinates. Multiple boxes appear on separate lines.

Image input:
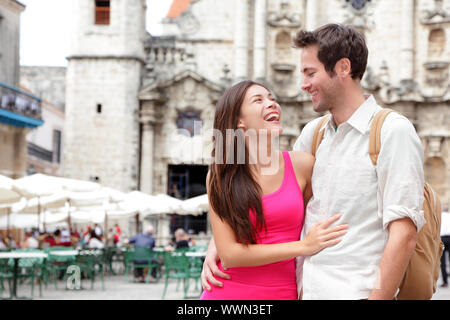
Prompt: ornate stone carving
<box><xmin>362</xmin><ymin>61</ymin><xmax>390</xmax><ymax>92</ymax></box>
<box><xmin>424</xmin><ymin>62</ymin><xmax>449</xmax><ymax>87</ymax></box>
<box><xmin>267</xmin><ymin>1</ymin><xmax>302</xmax><ymax>28</ymax></box>
<box><xmin>176</xmin><ymin>9</ymin><xmax>200</xmax><ymax>35</ymax></box>
<box><xmin>424</xmin><ymin>136</ymin><xmax>446</xmax><ymax>158</ymax></box>
<box><xmin>421</xmin><ymin>0</ymin><xmax>450</xmax><ymax>24</ymax></box>
<box><xmin>341</xmin><ymin>0</ymin><xmax>376</xmax><ymax>31</ymax></box>
<box><xmin>271</xmin><ymin>63</ymin><xmax>296</xmax><ymax>96</ymax></box>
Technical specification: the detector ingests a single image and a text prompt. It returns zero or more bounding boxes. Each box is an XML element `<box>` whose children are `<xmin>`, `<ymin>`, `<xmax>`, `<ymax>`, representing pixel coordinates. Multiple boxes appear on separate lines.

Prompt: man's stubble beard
<box><xmin>313</xmin><ymin>78</ymin><xmax>341</xmax><ymax>114</ymax></box>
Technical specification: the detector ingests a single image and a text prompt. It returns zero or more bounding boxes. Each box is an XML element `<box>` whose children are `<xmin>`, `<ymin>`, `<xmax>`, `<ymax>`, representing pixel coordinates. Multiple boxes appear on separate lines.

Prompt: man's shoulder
<box><xmin>303</xmin><ymin>115</ymin><xmax>329</xmax><ymax>133</ymax></box>
<box><xmin>379</xmin><ymin>110</ymin><xmax>417</xmax><ymax>136</ymax></box>
<box><xmin>293</xmin><ymin>116</ymin><xmax>328</xmax><ymax>152</ymax></box>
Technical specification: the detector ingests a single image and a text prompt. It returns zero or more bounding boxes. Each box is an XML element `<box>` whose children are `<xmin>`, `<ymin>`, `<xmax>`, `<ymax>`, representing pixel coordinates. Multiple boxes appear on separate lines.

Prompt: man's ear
<box><xmin>335</xmin><ymin>58</ymin><xmax>351</xmax><ymax>78</ymax></box>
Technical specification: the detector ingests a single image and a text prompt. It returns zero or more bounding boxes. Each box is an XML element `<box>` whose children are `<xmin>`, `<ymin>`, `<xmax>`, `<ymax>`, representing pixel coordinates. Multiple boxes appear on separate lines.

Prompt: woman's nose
<box><xmin>265</xmin><ymin>98</ymin><xmax>278</xmax><ymax>109</ymax></box>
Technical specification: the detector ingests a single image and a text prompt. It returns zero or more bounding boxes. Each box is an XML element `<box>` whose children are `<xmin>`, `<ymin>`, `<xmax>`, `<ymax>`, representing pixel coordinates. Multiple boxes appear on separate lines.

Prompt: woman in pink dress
<box><xmin>200</xmin><ymin>80</ymin><xmax>347</xmax><ymax>300</ymax></box>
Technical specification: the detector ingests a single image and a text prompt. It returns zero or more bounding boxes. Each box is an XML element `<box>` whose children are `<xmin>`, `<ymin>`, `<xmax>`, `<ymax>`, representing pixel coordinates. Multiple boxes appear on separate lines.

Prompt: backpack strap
<box><xmin>368</xmin><ymin>108</ymin><xmax>395</xmax><ymax>166</ymax></box>
<box><xmin>311</xmin><ymin>114</ymin><xmax>332</xmax><ymax>157</ymax></box>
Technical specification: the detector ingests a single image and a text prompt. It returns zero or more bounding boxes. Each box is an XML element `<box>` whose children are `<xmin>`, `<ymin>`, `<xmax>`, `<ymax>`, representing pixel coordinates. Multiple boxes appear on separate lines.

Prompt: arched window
<box><xmin>275</xmin><ymin>31</ymin><xmax>292</xmax><ymax>63</ymax></box>
<box><xmin>176</xmin><ymin>110</ymin><xmax>202</xmax><ymax>137</ymax></box>
<box><xmin>428</xmin><ymin>28</ymin><xmax>446</xmax><ymax>59</ymax></box>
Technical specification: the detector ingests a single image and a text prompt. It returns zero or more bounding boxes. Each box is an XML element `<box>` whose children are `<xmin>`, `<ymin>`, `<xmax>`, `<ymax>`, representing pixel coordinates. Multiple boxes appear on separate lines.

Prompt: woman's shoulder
<box><xmin>287</xmin><ymin>151</ymin><xmax>315</xmax><ymax>177</ymax></box>
<box><xmin>288</xmin><ymin>151</ymin><xmax>314</xmax><ymax>166</ymax></box>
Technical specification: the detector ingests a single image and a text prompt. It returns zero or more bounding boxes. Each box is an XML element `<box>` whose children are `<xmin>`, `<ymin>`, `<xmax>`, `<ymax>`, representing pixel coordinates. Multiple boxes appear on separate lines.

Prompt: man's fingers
<box><xmin>213</xmin><ymin>269</ymin><xmax>231</xmax><ymax>280</ymax></box>
<box><xmin>211</xmin><ymin>262</ymin><xmax>231</xmax><ymax>280</ymax></box>
<box><xmin>204</xmin><ymin>272</ymin><xmax>224</xmax><ymax>288</ymax></box>
<box><xmin>201</xmin><ymin>272</ymin><xmax>211</xmax><ymax>291</ymax></box>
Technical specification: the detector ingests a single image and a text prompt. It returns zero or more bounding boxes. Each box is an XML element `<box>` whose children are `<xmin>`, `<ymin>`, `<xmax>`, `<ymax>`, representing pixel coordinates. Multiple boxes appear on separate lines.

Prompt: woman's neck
<box><xmin>248</xmin><ymin>138</ymin><xmax>281</xmax><ymax>176</ymax></box>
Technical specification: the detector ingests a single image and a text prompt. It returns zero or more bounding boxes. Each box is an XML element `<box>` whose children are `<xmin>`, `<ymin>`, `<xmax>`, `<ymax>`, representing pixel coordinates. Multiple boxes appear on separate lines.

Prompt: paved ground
<box><xmin>3</xmin><ymin>271</ymin><xmax>450</xmax><ymax>300</ymax></box>
<box><xmin>11</xmin><ymin>274</ymin><xmax>202</xmax><ymax>300</ymax></box>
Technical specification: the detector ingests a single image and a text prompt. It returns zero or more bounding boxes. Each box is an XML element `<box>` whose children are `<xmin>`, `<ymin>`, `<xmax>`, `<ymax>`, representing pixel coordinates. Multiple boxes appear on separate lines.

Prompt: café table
<box><xmin>0</xmin><ymin>251</ymin><xmax>48</xmax><ymax>299</ymax></box>
<box><xmin>185</xmin><ymin>251</ymin><xmax>207</xmax><ymax>257</ymax></box>
<box><xmin>48</xmin><ymin>250</ymin><xmax>78</xmax><ymax>256</ymax></box>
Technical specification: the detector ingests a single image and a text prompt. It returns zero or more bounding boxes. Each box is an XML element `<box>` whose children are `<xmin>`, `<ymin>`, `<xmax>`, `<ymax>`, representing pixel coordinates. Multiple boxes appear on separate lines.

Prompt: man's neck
<box><xmin>330</xmin><ymin>88</ymin><xmax>366</xmax><ymax>127</ymax></box>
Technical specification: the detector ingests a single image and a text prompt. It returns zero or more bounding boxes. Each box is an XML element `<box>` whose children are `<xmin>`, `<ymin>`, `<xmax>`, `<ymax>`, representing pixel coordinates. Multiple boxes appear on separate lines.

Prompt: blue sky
<box><xmin>19</xmin><ymin>0</ymin><xmax>172</xmax><ymax>66</ymax></box>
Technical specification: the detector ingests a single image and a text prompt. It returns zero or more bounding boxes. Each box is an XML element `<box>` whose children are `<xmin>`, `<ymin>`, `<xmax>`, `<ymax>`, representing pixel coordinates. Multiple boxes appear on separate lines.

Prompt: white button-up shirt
<box><xmin>293</xmin><ymin>95</ymin><xmax>425</xmax><ymax>300</ymax></box>
<box><xmin>441</xmin><ymin>211</ymin><xmax>450</xmax><ymax>237</ymax></box>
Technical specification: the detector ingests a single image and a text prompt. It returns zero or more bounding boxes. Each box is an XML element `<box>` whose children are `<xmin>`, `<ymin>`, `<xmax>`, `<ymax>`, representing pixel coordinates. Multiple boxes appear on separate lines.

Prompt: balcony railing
<box><xmin>0</xmin><ymin>81</ymin><xmax>43</xmax><ymax>128</ymax></box>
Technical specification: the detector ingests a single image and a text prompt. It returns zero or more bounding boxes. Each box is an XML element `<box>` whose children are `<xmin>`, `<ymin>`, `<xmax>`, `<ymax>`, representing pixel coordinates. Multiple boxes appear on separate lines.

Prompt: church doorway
<box><xmin>168</xmin><ymin>165</ymin><xmax>208</xmax><ymax>235</ymax></box>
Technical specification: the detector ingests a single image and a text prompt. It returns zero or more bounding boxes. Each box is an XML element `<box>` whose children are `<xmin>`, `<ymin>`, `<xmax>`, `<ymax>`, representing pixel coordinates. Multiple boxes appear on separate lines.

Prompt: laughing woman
<box><xmin>200</xmin><ymin>80</ymin><xmax>347</xmax><ymax>300</ymax></box>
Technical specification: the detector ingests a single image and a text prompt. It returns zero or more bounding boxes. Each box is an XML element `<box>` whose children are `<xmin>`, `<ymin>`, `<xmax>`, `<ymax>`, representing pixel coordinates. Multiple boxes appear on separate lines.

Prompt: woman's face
<box><xmin>237</xmin><ymin>85</ymin><xmax>283</xmax><ymax>137</ymax></box>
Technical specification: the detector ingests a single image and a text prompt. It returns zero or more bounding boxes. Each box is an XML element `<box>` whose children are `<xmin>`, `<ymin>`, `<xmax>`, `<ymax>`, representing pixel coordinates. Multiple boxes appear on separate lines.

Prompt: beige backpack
<box><xmin>311</xmin><ymin>109</ymin><xmax>444</xmax><ymax>300</ymax></box>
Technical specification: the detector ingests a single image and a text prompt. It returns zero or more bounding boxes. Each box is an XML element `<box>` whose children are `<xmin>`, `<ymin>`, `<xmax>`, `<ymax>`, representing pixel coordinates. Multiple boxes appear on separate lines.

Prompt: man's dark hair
<box><xmin>293</xmin><ymin>24</ymin><xmax>368</xmax><ymax>80</ymax></box>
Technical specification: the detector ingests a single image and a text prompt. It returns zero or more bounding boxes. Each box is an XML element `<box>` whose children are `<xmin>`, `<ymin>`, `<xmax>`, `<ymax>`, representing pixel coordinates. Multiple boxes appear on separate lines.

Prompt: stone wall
<box><xmin>0</xmin><ymin>123</ymin><xmax>28</xmax><ymax>178</ymax></box>
<box><xmin>64</xmin><ymin>58</ymin><xmax>141</xmax><ymax>192</ymax></box>
<box><xmin>0</xmin><ymin>0</ymin><xmax>24</xmax><ymax>86</ymax></box>
<box><xmin>20</xmin><ymin>66</ymin><xmax>67</xmax><ymax>110</ymax></box>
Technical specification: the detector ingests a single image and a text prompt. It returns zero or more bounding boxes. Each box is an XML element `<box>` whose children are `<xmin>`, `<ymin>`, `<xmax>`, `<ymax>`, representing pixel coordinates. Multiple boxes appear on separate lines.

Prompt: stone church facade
<box><xmin>61</xmin><ymin>0</ymin><xmax>449</xmax><ymax>214</ymax></box>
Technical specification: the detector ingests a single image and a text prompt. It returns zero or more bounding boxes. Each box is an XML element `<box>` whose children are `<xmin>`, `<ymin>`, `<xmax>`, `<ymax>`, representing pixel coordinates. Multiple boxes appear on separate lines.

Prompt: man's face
<box><xmin>300</xmin><ymin>45</ymin><xmax>341</xmax><ymax>113</ymax></box>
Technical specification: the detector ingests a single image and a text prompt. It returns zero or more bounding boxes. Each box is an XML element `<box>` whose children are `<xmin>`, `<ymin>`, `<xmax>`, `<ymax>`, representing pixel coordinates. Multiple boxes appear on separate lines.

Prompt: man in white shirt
<box><xmin>201</xmin><ymin>24</ymin><xmax>425</xmax><ymax>300</ymax></box>
<box><xmin>440</xmin><ymin>205</ymin><xmax>450</xmax><ymax>288</ymax></box>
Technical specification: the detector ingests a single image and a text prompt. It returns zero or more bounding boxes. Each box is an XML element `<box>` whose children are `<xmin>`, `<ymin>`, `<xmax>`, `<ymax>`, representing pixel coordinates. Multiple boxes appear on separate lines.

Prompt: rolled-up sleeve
<box><xmin>377</xmin><ymin>115</ymin><xmax>426</xmax><ymax>232</ymax></box>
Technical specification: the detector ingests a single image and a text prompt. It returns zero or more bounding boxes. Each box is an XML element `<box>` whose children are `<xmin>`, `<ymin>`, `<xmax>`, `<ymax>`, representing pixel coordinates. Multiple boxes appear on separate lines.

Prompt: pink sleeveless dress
<box><xmin>201</xmin><ymin>151</ymin><xmax>304</xmax><ymax>300</ymax></box>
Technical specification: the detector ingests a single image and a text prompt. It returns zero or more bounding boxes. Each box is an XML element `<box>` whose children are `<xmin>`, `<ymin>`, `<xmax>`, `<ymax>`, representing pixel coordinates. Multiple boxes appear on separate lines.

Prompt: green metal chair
<box><xmin>187</xmin><ymin>255</ymin><xmax>203</xmax><ymax>293</ymax></box>
<box><xmin>161</xmin><ymin>251</ymin><xmax>192</xmax><ymax>299</ymax></box>
<box><xmin>8</xmin><ymin>249</ymin><xmax>46</xmax><ymax>299</ymax></box>
<box><xmin>124</xmin><ymin>246</ymin><xmax>159</xmax><ymax>283</ymax></box>
<box><xmin>0</xmin><ymin>258</ymin><xmax>13</xmax><ymax>299</ymax></box>
<box><xmin>75</xmin><ymin>249</ymin><xmax>105</xmax><ymax>290</ymax></box>
<box><xmin>45</xmin><ymin>247</ymin><xmax>77</xmax><ymax>289</ymax></box>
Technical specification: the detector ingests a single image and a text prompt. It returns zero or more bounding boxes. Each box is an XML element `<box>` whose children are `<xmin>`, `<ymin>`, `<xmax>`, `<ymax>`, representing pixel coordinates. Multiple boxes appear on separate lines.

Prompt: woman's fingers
<box><xmin>320</xmin><ymin>214</ymin><xmax>342</xmax><ymax>229</ymax></box>
<box><xmin>323</xmin><ymin>230</ymin><xmax>347</xmax><ymax>242</ymax></box>
<box><xmin>325</xmin><ymin>238</ymin><xmax>342</xmax><ymax>246</ymax></box>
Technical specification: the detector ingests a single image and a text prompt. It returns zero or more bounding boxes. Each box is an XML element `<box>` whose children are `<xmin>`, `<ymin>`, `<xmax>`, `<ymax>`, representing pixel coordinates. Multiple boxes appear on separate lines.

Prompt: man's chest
<box><xmin>310</xmin><ymin>129</ymin><xmax>378</xmax><ymax>207</ymax></box>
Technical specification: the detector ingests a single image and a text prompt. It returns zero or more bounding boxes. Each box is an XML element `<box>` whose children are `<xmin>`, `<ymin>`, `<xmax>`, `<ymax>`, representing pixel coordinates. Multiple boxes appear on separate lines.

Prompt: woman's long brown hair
<box><xmin>208</xmin><ymin>80</ymin><xmax>266</xmax><ymax>245</ymax></box>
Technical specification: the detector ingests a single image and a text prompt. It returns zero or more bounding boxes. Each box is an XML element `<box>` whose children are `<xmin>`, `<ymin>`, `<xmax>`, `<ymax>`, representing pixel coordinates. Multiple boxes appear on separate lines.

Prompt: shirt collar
<box><xmin>347</xmin><ymin>95</ymin><xmax>379</xmax><ymax>134</ymax></box>
<box><xmin>328</xmin><ymin>95</ymin><xmax>379</xmax><ymax>135</ymax></box>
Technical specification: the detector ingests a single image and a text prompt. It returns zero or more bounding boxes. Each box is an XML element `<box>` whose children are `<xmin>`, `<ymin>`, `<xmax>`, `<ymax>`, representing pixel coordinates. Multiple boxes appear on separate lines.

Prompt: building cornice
<box><xmin>67</xmin><ymin>55</ymin><xmax>146</xmax><ymax>64</ymax></box>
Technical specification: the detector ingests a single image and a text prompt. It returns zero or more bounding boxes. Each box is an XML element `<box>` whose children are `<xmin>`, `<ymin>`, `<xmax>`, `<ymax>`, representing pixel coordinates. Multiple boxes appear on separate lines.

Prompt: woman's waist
<box><xmin>218</xmin><ymin>259</ymin><xmax>296</xmax><ymax>287</ymax></box>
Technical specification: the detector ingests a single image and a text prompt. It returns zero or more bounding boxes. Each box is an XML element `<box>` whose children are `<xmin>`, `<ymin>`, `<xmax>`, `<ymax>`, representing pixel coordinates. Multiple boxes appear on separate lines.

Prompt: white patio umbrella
<box><xmin>173</xmin><ymin>194</ymin><xmax>209</xmax><ymax>216</ymax></box>
<box><xmin>13</xmin><ymin>173</ymin><xmax>101</xmax><ymax>197</ymax></box>
<box><xmin>13</xmin><ymin>173</ymin><xmax>102</xmax><ymax>232</ymax></box>
<box><xmin>0</xmin><ymin>175</ymin><xmax>27</xmax><ymax>232</ymax></box>
<box><xmin>0</xmin><ymin>175</ymin><xmax>23</xmax><ymax>205</ymax></box>
<box><xmin>120</xmin><ymin>191</ymin><xmax>182</xmax><ymax>217</ymax></box>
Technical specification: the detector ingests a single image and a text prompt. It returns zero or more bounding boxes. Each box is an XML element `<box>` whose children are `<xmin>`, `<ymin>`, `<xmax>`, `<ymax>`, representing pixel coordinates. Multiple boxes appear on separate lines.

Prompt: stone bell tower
<box><xmin>64</xmin><ymin>0</ymin><xmax>146</xmax><ymax>191</ymax></box>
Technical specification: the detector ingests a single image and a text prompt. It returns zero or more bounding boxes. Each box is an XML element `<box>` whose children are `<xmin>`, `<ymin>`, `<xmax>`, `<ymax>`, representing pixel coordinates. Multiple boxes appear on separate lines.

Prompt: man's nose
<box><xmin>301</xmin><ymin>80</ymin><xmax>311</xmax><ymax>92</ymax></box>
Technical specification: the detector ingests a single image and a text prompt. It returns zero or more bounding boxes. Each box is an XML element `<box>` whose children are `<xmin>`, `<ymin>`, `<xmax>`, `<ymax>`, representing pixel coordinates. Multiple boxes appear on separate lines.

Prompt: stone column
<box><xmin>13</xmin><ymin>128</ymin><xmax>29</xmax><ymax>178</ymax></box>
<box><xmin>400</xmin><ymin>0</ymin><xmax>414</xmax><ymax>81</ymax></box>
<box><xmin>234</xmin><ymin>0</ymin><xmax>249</xmax><ymax>81</ymax></box>
<box><xmin>253</xmin><ymin>0</ymin><xmax>267</xmax><ymax>81</ymax></box>
<box><xmin>306</xmin><ymin>0</ymin><xmax>319</xmax><ymax>31</ymax></box>
<box><xmin>140</xmin><ymin>121</ymin><xmax>154</xmax><ymax>195</ymax></box>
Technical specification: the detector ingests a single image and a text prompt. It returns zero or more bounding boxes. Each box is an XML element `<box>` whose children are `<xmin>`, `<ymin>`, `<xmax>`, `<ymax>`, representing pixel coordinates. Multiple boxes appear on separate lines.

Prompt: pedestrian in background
<box><xmin>440</xmin><ymin>205</ymin><xmax>450</xmax><ymax>288</ymax></box>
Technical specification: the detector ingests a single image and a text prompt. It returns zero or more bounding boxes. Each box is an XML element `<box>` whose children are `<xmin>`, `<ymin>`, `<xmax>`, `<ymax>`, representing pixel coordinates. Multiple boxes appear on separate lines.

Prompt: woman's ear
<box><xmin>237</xmin><ymin>119</ymin><xmax>246</xmax><ymax>130</ymax></box>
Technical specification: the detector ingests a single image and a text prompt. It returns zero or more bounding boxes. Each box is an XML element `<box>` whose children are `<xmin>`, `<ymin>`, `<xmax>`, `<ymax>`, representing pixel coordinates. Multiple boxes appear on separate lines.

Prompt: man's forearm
<box><xmin>369</xmin><ymin>218</ymin><xmax>417</xmax><ymax>300</ymax></box>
